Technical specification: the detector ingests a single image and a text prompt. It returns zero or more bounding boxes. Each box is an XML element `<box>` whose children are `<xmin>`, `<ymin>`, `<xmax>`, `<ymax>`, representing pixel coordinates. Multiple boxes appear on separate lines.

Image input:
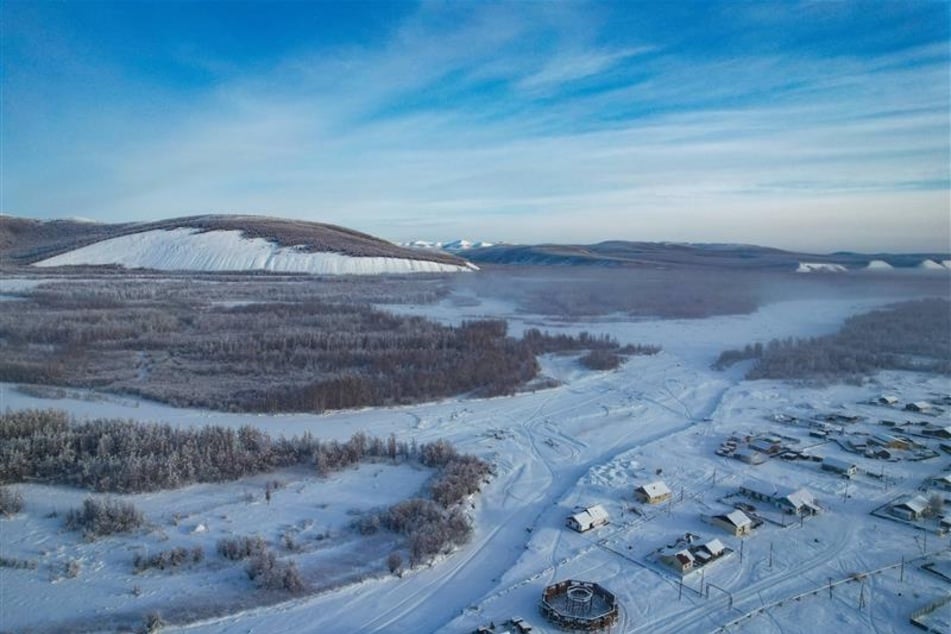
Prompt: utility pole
<box><xmin>739</xmin><ymin>538</ymin><xmax>744</xmax><ymax>563</ymax></box>
<box><xmin>769</xmin><ymin>541</ymin><xmax>774</xmax><ymax>568</ymax></box>
<box><xmin>900</xmin><ymin>555</ymin><xmax>904</xmax><ymax>583</ymax></box>
<box><xmin>679</xmin><ymin>577</ymin><xmax>684</xmax><ymax>600</ymax></box>
<box><xmin>700</xmin><ymin>567</ymin><xmax>706</xmax><ymax>596</ymax></box>
<box><xmin>828</xmin><ymin>577</ymin><xmax>833</xmax><ymax>599</ymax></box>
<box><xmin>858</xmin><ymin>580</ymin><xmax>866</xmax><ymax>609</ymax></box>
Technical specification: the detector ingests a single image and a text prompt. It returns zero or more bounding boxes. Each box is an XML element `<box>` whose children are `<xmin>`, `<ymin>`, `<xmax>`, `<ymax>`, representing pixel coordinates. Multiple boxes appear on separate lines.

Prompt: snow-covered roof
<box><xmin>669</xmin><ymin>548</ymin><xmax>695</xmax><ymax>565</ymax></box>
<box><xmin>638</xmin><ymin>481</ymin><xmax>671</xmax><ymax>498</ymax></box>
<box><xmin>822</xmin><ymin>456</ymin><xmax>856</xmax><ymax>471</ymax></box>
<box><xmin>721</xmin><ymin>509</ymin><xmax>753</xmax><ymax>528</ymax></box>
<box><xmin>908</xmin><ymin>401</ymin><xmax>932</xmax><ymax>410</ymax></box>
<box><xmin>894</xmin><ymin>495</ymin><xmax>929</xmax><ymax>514</ymax></box>
<box><xmin>702</xmin><ymin>539</ymin><xmax>726</xmax><ymax>556</ymax></box>
<box><xmin>569</xmin><ymin>504</ymin><xmax>609</xmax><ymax>525</ymax></box>
<box><xmin>783</xmin><ymin>488</ymin><xmax>817</xmax><ymax>510</ymax></box>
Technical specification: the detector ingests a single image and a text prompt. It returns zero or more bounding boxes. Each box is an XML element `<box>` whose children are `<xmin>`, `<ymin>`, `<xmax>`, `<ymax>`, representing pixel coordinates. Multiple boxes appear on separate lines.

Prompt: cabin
<box><xmin>905</xmin><ymin>402</ymin><xmax>933</xmax><ymax>413</ymax></box>
<box><xmin>928</xmin><ymin>474</ymin><xmax>951</xmax><ymax>491</ymax></box>
<box><xmin>822</xmin><ymin>456</ymin><xmax>858</xmax><ymax>478</ymax></box>
<box><xmin>659</xmin><ymin>536</ymin><xmax>730</xmax><ymax>575</ymax></box>
<box><xmin>922</xmin><ymin>426</ymin><xmax>951</xmax><ymax>440</ymax></box>
<box><xmin>877</xmin><ymin>395</ymin><xmax>899</xmax><ymax>406</ymax></box>
<box><xmin>777</xmin><ymin>488</ymin><xmax>820</xmax><ymax>516</ymax></box>
<box><xmin>739</xmin><ymin>483</ymin><xmax>819</xmax><ymax>516</ymax></box>
<box><xmin>659</xmin><ymin>548</ymin><xmax>695</xmax><ymax>574</ymax></box>
<box><xmin>889</xmin><ymin>495</ymin><xmax>929</xmax><ymax>521</ymax></box>
<box><xmin>694</xmin><ymin>538</ymin><xmax>726</xmax><ymax>563</ymax></box>
<box><xmin>635</xmin><ymin>481</ymin><xmax>672</xmax><ymax>505</ymax></box>
<box><xmin>711</xmin><ymin>509</ymin><xmax>754</xmax><ymax>536</ymax></box>
<box><xmin>566</xmin><ymin>504</ymin><xmax>610</xmax><ymax>533</ymax></box>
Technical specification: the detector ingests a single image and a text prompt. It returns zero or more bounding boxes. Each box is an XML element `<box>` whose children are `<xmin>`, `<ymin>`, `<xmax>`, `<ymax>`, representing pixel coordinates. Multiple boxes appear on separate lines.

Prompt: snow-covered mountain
<box><xmin>401</xmin><ymin>239</ymin><xmax>497</xmax><ymax>251</ymax></box>
<box><xmin>796</xmin><ymin>262</ymin><xmax>847</xmax><ymax>273</ymax></box>
<box><xmin>4</xmin><ymin>215</ymin><xmax>476</xmax><ymax>275</ymax></box>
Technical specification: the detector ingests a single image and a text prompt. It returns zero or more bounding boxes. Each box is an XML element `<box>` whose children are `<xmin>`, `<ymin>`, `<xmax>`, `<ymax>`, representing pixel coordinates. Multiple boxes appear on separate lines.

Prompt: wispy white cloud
<box><xmin>4</xmin><ymin>2</ymin><xmax>948</xmax><ymax>252</ymax></box>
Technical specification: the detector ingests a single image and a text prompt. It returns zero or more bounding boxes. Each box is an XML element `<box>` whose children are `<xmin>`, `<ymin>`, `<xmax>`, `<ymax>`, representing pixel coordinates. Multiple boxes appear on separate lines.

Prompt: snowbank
<box><xmin>33</xmin><ymin>228</ymin><xmax>476</xmax><ymax>275</ymax></box>
<box><xmin>865</xmin><ymin>259</ymin><xmax>893</xmax><ymax>270</ymax></box>
<box><xmin>796</xmin><ymin>262</ymin><xmax>847</xmax><ymax>273</ymax></box>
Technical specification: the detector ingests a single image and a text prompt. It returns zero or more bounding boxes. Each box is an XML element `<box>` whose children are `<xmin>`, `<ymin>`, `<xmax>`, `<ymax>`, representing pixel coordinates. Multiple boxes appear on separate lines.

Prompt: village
<box><xmin>470</xmin><ymin>388</ymin><xmax>951</xmax><ymax>634</ymax></box>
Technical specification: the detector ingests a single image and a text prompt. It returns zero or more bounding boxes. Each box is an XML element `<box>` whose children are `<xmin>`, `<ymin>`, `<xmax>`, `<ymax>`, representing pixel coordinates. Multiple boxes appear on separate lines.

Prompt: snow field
<box><xmin>1</xmin><ymin>289</ymin><xmax>948</xmax><ymax>633</ymax></box>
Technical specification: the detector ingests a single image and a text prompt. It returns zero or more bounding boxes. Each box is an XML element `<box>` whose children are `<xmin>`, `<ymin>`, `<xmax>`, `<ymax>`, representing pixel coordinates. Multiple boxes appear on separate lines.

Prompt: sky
<box><xmin>2</xmin><ymin>0</ymin><xmax>949</xmax><ymax>252</ymax></box>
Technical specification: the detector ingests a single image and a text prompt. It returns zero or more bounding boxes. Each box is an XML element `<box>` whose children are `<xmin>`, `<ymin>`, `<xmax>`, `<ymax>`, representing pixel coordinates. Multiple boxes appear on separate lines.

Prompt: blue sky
<box><xmin>3</xmin><ymin>0</ymin><xmax>949</xmax><ymax>252</ymax></box>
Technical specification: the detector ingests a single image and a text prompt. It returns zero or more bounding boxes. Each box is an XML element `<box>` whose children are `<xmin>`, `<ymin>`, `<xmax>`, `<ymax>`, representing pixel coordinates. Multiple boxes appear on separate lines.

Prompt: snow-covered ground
<box><xmin>32</xmin><ymin>228</ymin><xmax>476</xmax><ymax>275</ymax></box>
<box><xmin>1</xmin><ymin>291</ymin><xmax>949</xmax><ymax>633</ymax></box>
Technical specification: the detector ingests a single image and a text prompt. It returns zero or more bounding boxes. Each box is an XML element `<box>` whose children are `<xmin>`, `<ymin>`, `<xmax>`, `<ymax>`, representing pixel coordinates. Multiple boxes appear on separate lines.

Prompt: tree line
<box><xmin>0</xmin><ymin>409</ymin><xmax>490</xmax><ymax>499</ymax></box>
<box><xmin>713</xmin><ymin>298</ymin><xmax>951</xmax><ymax>380</ymax></box>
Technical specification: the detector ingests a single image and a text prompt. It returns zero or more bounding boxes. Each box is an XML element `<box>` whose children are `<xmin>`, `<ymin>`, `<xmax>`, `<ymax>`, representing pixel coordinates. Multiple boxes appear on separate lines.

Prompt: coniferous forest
<box><xmin>713</xmin><ymin>298</ymin><xmax>951</xmax><ymax>380</ymax></box>
<box><xmin>0</xmin><ymin>277</ymin><xmax>656</xmax><ymax>413</ymax></box>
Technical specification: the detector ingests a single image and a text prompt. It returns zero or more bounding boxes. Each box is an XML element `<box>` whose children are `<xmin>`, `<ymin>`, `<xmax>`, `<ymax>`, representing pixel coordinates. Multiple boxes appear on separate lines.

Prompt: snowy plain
<box><xmin>1</xmin><ymin>287</ymin><xmax>949</xmax><ymax>634</ymax></box>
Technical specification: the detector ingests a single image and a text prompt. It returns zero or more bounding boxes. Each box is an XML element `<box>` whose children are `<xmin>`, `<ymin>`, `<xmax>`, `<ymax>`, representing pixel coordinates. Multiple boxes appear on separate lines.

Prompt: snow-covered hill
<box><xmin>5</xmin><ymin>215</ymin><xmax>475</xmax><ymax>274</ymax></box>
<box><xmin>33</xmin><ymin>227</ymin><xmax>477</xmax><ymax>275</ymax></box>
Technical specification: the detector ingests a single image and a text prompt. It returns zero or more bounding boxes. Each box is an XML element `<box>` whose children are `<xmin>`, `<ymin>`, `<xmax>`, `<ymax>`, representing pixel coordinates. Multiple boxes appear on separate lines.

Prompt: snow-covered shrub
<box><xmin>579</xmin><ymin>349</ymin><xmax>622</xmax><ymax>371</ymax></box>
<box><xmin>133</xmin><ymin>546</ymin><xmax>204</xmax><ymax>573</ymax></box>
<box><xmin>246</xmin><ymin>547</ymin><xmax>306</xmax><ymax>593</ymax></box>
<box><xmin>65</xmin><ymin>498</ymin><xmax>144</xmax><ymax>539</ymax></box>
<box><xmin>0</xmin><ymin>487</ymin><xmax>24</xmax><ymax>517</ymax></box>
<box><xmin>217</xmin><ymin>535</ymin><xmax>267</xmax><ymax>561</ymax></box>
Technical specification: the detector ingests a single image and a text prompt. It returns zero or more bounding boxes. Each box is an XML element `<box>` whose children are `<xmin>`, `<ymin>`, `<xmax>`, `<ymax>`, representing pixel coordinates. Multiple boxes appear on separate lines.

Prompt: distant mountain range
<box><xmin>407</xmin><ymin>239</ymin><xmax>951</xmax><ymax>272</ymax></box>
<box><xmin>2</xmin><ymin>214</ymin><xmax>947</xmax><ymax>275</ymax></box>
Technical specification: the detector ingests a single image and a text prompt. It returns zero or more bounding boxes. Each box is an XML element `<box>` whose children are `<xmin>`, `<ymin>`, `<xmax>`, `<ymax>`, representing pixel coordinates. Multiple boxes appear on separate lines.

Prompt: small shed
<box><xmin>905</xmin><ymin>402</ymin><xmax>933</xmax><ymax>413</ymax></box>
<box><xmin>889</xmin><ymin>495</ymin><xmax>929</xmax><ymax>521</ymax></box>
<box><xmin>711</xmin><ymin>509</ymin><xmax>754</xmax><ymax>536</ymax></box>
<box><xmin>822</xmin><ymin>456</ymin><xmax>858</xmax><ymax>478</ymax></box>
<box><xmin>635</xmin><ymin>481</ymin><xmax>672</xmax><ymax>505</ymax></box>
<box><xmin>695</xmin><ymin>538</ymin><xmax>726</xmax><ymax>561</ymax></box>
<box><xmin>566</xmin><ymin>505</ymin><xmax>610</xmax><ymax>533</ymax></box>
<box><xmin>878</xmin><ymin>395</ymin><xmax>899</xmax><ymax>406</ymax></box>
